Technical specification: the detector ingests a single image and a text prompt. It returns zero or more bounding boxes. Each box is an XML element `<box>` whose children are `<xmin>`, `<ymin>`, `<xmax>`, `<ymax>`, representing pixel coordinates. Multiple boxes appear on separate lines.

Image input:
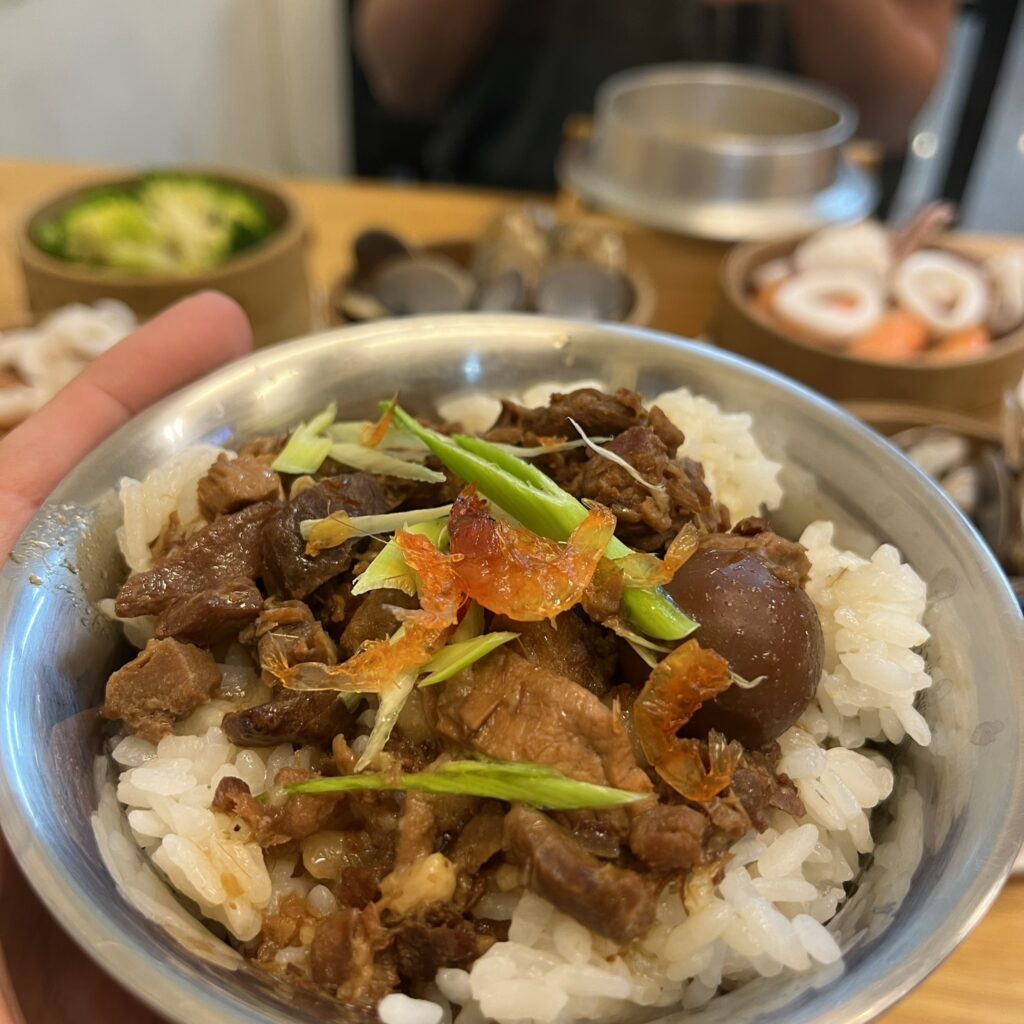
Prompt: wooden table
<box><xmin>0</xmin><ymin>158</ymin><xmax>1021</xmax><ymax>1023</ymax></box>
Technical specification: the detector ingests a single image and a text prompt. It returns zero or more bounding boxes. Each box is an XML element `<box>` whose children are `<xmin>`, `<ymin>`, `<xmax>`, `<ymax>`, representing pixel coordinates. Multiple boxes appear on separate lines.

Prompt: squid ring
<box><xmin>794</xmin><ymin>222</ymin><xmax>892</xmax><ymax>281</ymax></box>
<box><xmin>986</xmin><ymin>251</ymin><xmax>1024</xmax><ymax>336</ymax></box>
<box><xmin>751</xmin><ymin>257</ymin><xmax>792</xmax><ymax>291</ymax></box>
<box><xmin>772</xmin><ymin>269</ymin><xmax>885</xmax><ymax>342</ymax></box>
<box><xmin>892</xmin><ymin>250</ymin><xmax>988</xmax><ymax>336</ymax></box>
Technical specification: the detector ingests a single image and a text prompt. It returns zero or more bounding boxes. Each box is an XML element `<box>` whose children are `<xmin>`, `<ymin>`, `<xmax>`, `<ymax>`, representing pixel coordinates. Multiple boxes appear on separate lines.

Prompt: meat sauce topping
<box><xmin>101</xmin><ymin>388</ymin><xmax>819</xmax><ymax>1008</ymax></box>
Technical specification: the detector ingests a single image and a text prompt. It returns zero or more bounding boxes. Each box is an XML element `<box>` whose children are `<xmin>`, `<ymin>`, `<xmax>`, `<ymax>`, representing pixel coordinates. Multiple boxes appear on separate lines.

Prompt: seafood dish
<box><xmin>0</xmin><ymin>300</ymin><xmax>136</xmax><ymax>433</ymax></box>
<box><xmin>749</xmin><ymin>208</ymin><xmax>1024</xmax><ymax>363</ymax></box>
<box><xmin>94</xmin><ymin>382</ymin><xmax>933</xmax><ymax>1023</ymax></box>
<box><xmin>336</xmin><ymin>205</ymin><xmax>640</xmax><ymax>324</ymax></box>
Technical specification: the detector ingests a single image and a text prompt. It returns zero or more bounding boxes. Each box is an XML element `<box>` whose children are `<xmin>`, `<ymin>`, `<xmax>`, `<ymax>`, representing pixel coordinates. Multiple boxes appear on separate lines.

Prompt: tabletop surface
<box><xmin>0</xmin><ymin>157</ymin><xmax>1021</xmax><ymax>1023</ymax></box>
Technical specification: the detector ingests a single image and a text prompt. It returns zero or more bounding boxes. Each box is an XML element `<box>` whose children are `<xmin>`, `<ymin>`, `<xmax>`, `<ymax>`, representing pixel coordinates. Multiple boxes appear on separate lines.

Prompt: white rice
<box><xmin>91</xmin><ymin>391</ymin><xmax>933</xmax><ymax>1024</ymax></box>
<box><xmin>798</xmin><ymin>521</ymin><xmax>932</xmax><ymax>748</ymax></box>
<box><xmin>653</xmin><ymin>386</ymin><xmax>783</xmax><ymax>521</ymax></box>
<box><xmin>105</xmin><ymin>656</ymin><xmax>328</xmax><ymax>943</ymax></box>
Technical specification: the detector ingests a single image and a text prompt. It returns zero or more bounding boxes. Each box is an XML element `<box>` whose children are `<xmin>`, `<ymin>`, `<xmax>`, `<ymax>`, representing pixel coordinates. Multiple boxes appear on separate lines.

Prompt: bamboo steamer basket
<box><xmin>710</xmin><ymin>237</ymin><xmax>1024</xmax><ymax>414</ymax></box>
<box><xmin>17</xmin><ymin>168</ymin><xmax>312</xmax><ymax>349</ymax></box>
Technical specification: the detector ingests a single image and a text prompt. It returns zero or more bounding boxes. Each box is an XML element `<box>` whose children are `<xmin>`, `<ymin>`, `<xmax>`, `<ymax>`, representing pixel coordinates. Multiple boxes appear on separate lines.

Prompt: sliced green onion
<box><xmin>328</xmin><ymin>421</ymin><xmax>430</xmax><ymax>454</ymax></box>
<box><xmin>354</xmin><ymin>669</ymin><xmax>418</xmax><ymax>772</ymax></box>
<box><xmin>625</xmin><ymin>638</ymin><xmax>660</xmax><ymax>669</ymax></box>
<box><xmin>351</xmin><ymin>517</ymin><xmax>449</xmax><ymax>597</ymax></box>
<box><xmin>453</xmin><ymin>433</ymin><xmax>570</xmax><ymax>499</ymax></box>
<box><xmin>300</xmin><ymin>504</ymin><xmax>452</xmax><ymax>553</ymax></box>
<box><xmin>306</xmin><ymin>404</ymin><xmax>338</xmax><ymax>436</ymax></box>
<box><xmin>451</xmin><ymin>600</ymin><xmax>484</xmax><ymax>642</ymax></box>
<box><xmin>352</xmin><ymin>512</ymin><xmax>452</xmax><ymax>770</ymax></box>
<box><xmin>619</xmin><ymin>585</ymin><xmax>696</xmax><ymax>643</ymax></box>
<box><xmin>271</xmin><ymin>402</ymin><xmax>336</xmax><ymax>475</ymax></box>
<box><xmin>418</xmin><ymin>631</ymin><xmax>519</xmax><ymax>687</ymax></box>
<box><xmin>391</xmin><ymin>404</ymin><xmax>697</xmax><ymax>641</ymax></box>
<box><xmin>327</xmin><ymin>443</ymin><xmax>446</xmax><ymax>483</ymax></box>
<box><xmin>353</xmin><ymin>623</ymin><xmax>417</xmax><ymax>772</ymax></box>
<box><xmin>488</xmin><ymin>437</ymin><xmax>610</xmax><ymax>459</ymax></box>
<box><xmin>286</xmin><ymin>759</ymin><xmax>647</xmax><ymax>811</ymax></box>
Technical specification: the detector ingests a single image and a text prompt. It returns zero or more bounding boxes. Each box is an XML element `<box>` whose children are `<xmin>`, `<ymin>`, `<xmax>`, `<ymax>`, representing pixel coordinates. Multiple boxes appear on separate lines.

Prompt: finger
<box><xmin>0</xmin><ymin>292</ymin><xmax>252</xmax><ymax>559</ymax></box>
<box><xmin>2</xmin><ymin>290</ymin><xmax>252</xmax><ymax>503</ymax></box>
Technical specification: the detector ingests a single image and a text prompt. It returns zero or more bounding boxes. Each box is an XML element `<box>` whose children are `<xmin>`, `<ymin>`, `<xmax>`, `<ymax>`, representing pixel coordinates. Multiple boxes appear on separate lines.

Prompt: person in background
<box><xmin>0</xmin><ymin>293</ymin><xmax>252</xmax><ymax>1024</ymax></box>
<box><xmin>351</xmin><ymin>0</ymin><xmax>955</xmax><ymax>190</ymax></box>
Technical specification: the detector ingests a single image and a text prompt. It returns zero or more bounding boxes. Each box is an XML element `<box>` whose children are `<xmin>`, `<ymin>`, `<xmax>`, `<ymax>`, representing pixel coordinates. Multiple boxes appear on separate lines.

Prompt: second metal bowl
<box><xmin>559</xmin><ymin>65</ymin><xmax>876</xmax><ymax>240</ymax></box>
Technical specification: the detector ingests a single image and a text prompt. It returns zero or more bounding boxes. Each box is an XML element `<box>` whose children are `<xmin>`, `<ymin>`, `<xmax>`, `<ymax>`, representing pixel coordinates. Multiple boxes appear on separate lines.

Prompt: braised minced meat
<box><xmin>197</xmin><ymin>452</ymin><xmax>283</xmax><ymax>518</ymax></box>
<box><xmin>116</xmin><ymin>501</ymin><xmax>277</xmax><ymax>617</ymax></box>
<box><xmin>490</xmin><ymin>609</ymin><xmax>618</xmax><ymax>696</ymax></box>
<box><xmin>504</xmin><ymin>805</ymin><xmax>660</xmax><ymax>945</ymax></box>
<box><xmin>578</xmin><ymin>424</ymin><xmax>728</xmax><ymax>548</ymax></box>
<box><xmin>100</xmin><ymin>385</ymin><xmax>822</xmax><ymax>1011</ymax></box>
<box><xmin>154</xmin><ymin>578</ymin><xmax>263</xmax><ymax>646</ymax></box>
<box><xmin>262</xmin><ymin>473</ymin><xmax>392</xmax><ymax>599</ymax></box>
<box><xmin>102</xmin><ymin>637</ymin><xmax>220</xmax><ymax>742</ymax></box>
<box><xmin>436</xmin><ymin>649</ymin><xmax>654</xmax><ymax>795</ymax></box>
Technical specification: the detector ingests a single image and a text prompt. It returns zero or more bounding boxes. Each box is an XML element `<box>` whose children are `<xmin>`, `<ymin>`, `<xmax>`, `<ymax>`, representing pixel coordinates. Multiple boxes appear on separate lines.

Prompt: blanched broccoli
<box><xmin>138</xmin><ymin>174</ymin><xmax>273</xmax><ymax>272</ymax></box>
<box><xmin>60</xmin><ymin>192</ymin><xmax>172</xmax><ymax>273</ymax></box>
<box><xmin>32</xmin><ymin>174</ymin><xmax>275</xmax><ymax>274</ymax></box>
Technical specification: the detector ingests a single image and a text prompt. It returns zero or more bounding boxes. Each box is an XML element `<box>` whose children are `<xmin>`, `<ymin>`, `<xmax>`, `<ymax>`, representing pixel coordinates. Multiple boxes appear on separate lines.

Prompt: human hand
<box><xmin>0</xmin><ymin>292</ymin><xmax>253</xmax><ymax>1023</ymax></box>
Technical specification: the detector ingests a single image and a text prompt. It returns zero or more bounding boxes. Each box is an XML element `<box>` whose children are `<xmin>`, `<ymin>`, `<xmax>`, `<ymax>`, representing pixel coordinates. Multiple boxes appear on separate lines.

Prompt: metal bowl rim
<box><xmin>0</xmin><ymin>314</ymin><xmax>1021</xmax><ymax>1024</ymax></box>
<box><xmin>594</xmin><ymin>63</ymin><xmax>859</xmax><ymax>157</ymax></box>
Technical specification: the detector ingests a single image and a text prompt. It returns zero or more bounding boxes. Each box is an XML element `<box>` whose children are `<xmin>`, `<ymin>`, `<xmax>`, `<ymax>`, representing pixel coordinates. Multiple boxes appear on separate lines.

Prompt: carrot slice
<box><xmin>848</xmin><ymin>310</ymin><xmax>928</xmax><ymax>361</ymax></box>
<box><xmin>929</xmin><ymin>326</ymin><xmax>991</xmax><ymax>361</ymax></box>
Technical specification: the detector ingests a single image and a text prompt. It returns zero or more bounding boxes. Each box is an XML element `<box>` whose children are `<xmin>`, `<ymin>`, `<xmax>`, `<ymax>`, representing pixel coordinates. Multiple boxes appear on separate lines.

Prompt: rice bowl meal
<box><xmin>89</xmin><ymin>375</ymin><xmax>936</xmax><ymax>1024</ymax></box>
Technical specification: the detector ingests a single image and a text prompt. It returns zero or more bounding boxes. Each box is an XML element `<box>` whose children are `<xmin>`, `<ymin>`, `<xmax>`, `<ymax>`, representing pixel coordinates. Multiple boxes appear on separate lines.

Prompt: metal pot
<box><xmin>0</xmin><ymin>316</ymin><xmax>1021</xmax><ymax>1024</ymax></box>
<box><xmin>559</xmin><ymin>65</ymin><xmax>876</xmax><ymax>240</ymax></box>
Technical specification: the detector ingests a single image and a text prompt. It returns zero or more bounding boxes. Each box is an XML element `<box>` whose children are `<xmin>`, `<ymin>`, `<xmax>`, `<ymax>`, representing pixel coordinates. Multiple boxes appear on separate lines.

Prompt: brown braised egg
<box><xmin>664</xmin><ymin>546</ymin><xmax>824</xmax><ymax>749</ymax></box>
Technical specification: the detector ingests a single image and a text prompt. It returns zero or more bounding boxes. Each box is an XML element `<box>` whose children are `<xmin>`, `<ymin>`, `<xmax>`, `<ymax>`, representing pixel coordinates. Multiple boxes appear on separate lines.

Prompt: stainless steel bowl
<box><xmin>1</xmin><ymin>315</ymin><xmax>1022</xmax><ymax>1024</ymax></box>
<box><xmin>559</xmin><ymin>65</ymin><xmax>876</xmax><ymax>240</ymax></box>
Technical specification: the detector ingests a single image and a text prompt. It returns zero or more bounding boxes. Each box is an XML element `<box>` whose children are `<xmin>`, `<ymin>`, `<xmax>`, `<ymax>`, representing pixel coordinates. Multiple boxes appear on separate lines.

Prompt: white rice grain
<box><xmin>435</xmin><ymin>968</ymin><xmax>473</xmax><ymax>1004</ymax></box>
<box><xmin>478</xmin><ymin>979</ymin><xmax>567</xmax><ymax>1023</ymax></box>
<box><xmin>379</xmin><ymin>993</ymin><xmax>445</xmax><ymax>1024</ymax></box>
<box><xmin>508</xmin><ymin>890</ymin><xmax>555</xmax><ymax>945</ymax></box>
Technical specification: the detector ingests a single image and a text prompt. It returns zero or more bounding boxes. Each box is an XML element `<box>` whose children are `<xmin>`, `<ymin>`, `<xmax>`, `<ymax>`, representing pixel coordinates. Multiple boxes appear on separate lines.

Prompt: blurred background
<box><xmin>1</xmin><ymin>0</ymin><xmax>1024</xmax><ymax>594</ymax></box>
<box><xmin>2</xmin><ymin>0</ymin><xmax>1021</xmax><ymax>225</ymax></box>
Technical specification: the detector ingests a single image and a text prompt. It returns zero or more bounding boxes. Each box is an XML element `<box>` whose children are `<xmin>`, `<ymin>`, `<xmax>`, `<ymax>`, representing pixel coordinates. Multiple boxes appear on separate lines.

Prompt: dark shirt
<box><xmin>351</xmin><ymin>0</ymin><xmax>793</xmax><ymax>191</ymax></box>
